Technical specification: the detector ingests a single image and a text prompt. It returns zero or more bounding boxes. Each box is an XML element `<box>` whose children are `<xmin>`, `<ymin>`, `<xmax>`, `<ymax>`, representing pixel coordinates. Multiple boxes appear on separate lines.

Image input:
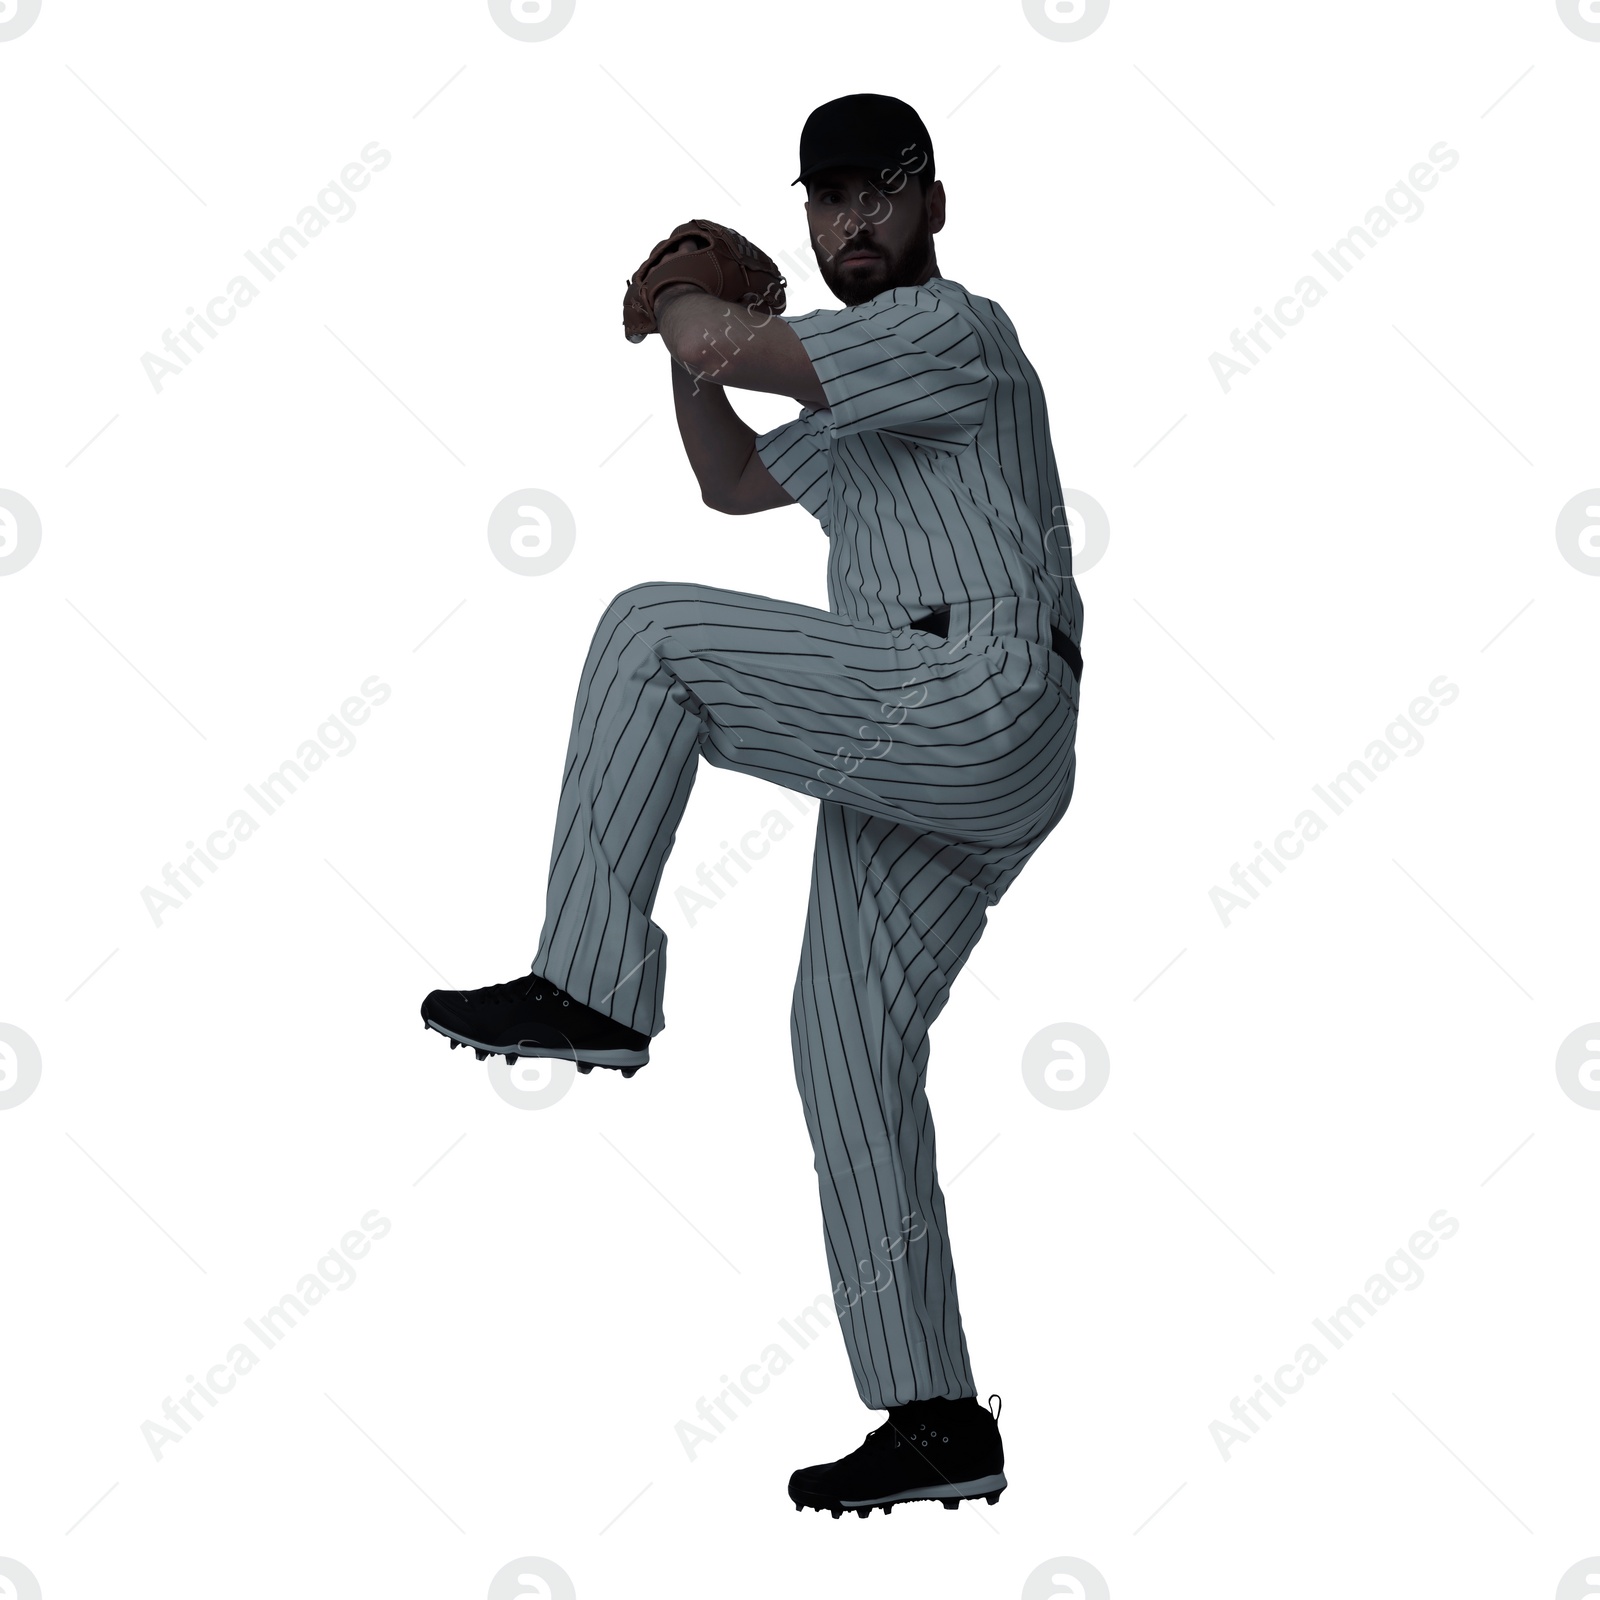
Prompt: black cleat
<box><xmin>421</xmin><ymin>971</ymin><xmax>650</xmax><ymax>1074</ymax></box>
<box><xmin>787</xmin><ymin>1394</ymin><xmax>1007</xmax><ymax>1518</ymax></box>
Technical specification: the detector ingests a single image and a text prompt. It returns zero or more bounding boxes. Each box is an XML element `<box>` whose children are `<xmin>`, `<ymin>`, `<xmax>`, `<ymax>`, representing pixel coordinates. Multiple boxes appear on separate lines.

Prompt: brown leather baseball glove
<box><xmin>622</xmin><ymin>218</ymin><xmax>787</xmax><ymax>343</ymax></box>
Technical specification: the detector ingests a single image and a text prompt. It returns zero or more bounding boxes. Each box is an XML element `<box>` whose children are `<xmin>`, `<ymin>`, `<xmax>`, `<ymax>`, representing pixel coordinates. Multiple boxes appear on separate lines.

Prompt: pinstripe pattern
<box><xmin>528</xmin><ymin>582</ymin><xmax>1076</xmax><ymax>1406</ymax></box>
<box><xmin>753</xmin><ymin>277</ymin><xmax>1083</xmax><ymax>651</ymax></box>
<box><xmin>790</xmin><ymin>776</ymin><xmax>1072</xmax><ymax>1407</ymax></box>
<box><xmin>530</xmin><ymin>279</ymin><xmax>1082</xmax><ymax>1407</ymax></box>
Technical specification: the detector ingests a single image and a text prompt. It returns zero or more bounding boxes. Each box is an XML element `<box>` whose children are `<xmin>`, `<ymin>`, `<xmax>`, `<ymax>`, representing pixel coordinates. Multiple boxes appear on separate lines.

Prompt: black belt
<box><xmin>909</xmin><ymin>605</ymin><xmax>1082</xmax><ymax>684</ymax></box>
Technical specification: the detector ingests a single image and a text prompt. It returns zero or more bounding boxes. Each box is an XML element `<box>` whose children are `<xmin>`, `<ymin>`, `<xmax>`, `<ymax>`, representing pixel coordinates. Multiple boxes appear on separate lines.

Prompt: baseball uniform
<box><xmin>528</xmin><ymin>276</ymin><xmax>1082</xmax><ymax>1408</ymax></box>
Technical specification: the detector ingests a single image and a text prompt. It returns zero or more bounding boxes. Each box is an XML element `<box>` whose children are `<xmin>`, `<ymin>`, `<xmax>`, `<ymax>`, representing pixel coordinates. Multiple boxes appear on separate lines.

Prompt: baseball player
<box><xmin>421</xmin><ymin>92</ymin><xmax>1083</xmax><ymax>1518</ymax></box>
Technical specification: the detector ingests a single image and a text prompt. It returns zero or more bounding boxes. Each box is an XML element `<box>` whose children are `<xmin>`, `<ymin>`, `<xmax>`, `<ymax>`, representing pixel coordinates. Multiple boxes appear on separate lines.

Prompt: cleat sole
<box><xmin>791</xmin><ymin>1473</ymin><xmax>1007</xmax><ymax>1518</ymax></box>
<box><xmin>422</xmin><ymin>1020</ymin><xmax>646</xmax><ymax>1074</ymax></box>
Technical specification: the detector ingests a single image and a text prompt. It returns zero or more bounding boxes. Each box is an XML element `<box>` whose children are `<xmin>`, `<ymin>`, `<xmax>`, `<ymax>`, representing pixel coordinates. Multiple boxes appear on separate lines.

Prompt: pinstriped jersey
<box><xmin>754</xmin><ymin>277</ymin><xmax>1083</xmax><ymax>649</ymax></box>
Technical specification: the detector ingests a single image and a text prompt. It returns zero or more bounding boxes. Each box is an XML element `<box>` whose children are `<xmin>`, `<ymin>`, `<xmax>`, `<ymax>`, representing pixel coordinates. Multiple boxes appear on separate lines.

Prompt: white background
<box><xmin>2</xmin><ymin>2</ymin><xmax>1597</xmax><ymax>1597</ymax></box>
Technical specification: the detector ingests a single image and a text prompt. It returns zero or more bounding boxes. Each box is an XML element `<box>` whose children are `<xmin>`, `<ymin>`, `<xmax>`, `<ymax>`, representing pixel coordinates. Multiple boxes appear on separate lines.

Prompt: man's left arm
<box><xmin>655</xmin><ymin>283</ymin><xmax>829</xmax><ymax>409</ymax></box>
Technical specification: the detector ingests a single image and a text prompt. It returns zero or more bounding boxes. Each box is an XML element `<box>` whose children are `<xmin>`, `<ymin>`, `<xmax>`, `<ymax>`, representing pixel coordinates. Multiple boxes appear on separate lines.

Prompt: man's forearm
<box><xmin>655</xmin><ymin>284</ymin><xmax>828</xmax><ymax>407</ymax></box>
<box><xmin>670</xmin><ymin>355</ymin><xmax>759</xmax><ymax>509</ymax></box>
<box><xmin>657</xmin><ymin>286</ymin><xmax>753</xmax><ymax>386</ymax></box>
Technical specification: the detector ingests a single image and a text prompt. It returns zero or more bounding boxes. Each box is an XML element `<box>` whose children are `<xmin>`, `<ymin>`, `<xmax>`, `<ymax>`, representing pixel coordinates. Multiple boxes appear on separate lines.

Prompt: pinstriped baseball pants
<box><xmin>530</xmin><ymin>581</ymin><xmax>1078</xmax><ymax>1408</ymax></box>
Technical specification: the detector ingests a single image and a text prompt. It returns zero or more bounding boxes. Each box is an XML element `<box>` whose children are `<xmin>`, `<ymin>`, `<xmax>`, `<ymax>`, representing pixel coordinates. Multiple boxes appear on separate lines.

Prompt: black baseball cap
<box><xmin>792</xmin><ymin>93</ymin><xmax>935</xmax><ymax>190</ymax></box>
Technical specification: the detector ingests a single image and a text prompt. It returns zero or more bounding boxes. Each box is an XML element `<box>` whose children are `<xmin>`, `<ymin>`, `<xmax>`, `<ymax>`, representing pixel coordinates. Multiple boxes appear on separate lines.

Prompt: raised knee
<box><xmin>593</xmin><ymin>585</ymin><xmax>650</xmax><ymax>638</ymax></box>
<box><xmin>597</xmin><ymin>581</ymin><xmax>675</xmax><ymax>633</ymax></box>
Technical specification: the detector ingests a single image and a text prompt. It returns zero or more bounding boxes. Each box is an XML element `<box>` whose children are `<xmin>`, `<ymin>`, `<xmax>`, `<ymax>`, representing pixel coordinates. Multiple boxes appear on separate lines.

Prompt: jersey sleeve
<box><xmin>785</xmin><ymin>286</ymin><xmax>995</xmax><ymax>451</ymax></box>
<box><xmin>754</xmin><ymin>406</ymin><xmax>833</xmax><ymax>531</ymax></box>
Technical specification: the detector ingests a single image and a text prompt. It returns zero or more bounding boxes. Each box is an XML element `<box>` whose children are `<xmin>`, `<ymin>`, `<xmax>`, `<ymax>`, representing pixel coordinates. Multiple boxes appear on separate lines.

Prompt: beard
<box><xmin>814</xmin><ymin>215</ymin><xmax>934</xmax><ymax>306</ymax></box>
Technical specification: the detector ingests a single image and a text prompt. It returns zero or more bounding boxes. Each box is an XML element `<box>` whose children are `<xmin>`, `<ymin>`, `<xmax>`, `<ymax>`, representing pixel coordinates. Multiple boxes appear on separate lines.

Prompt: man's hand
<box><xmin>651</xmin><ymin>245</ymin><xmax>704</xmax><ymax>319</ymax></box>
<box><xmin>622</xmin><ymin>218</ymin><xmax>785</xmax><ymax>345</ymax></box>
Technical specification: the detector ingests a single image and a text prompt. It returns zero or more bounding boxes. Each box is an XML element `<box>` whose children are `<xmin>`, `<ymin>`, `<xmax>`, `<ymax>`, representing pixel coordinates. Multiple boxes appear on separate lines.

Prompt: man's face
<box><xmin>804</xmin><ymin>166</ymin><xmax>944</xmax><ymax>306</ymax></box>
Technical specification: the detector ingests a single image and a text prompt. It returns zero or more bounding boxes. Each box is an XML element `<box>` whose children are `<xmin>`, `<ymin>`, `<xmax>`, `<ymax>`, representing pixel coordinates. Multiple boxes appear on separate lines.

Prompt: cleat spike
<box><xmin>830</xmin><ymin>1508</ymin><xmax>843</xmax><ymax>1519</ymax></box>
<box><xmin>450</xmin><ymin>1038</ymin><xmax>461</xmax><ymax>1049</ymax></box>
<box><xmin>619</xmin><ymin>1065</ymin><xmax>639</xmax><ymax>1079</ymax></box>
<box><xmin>883</xmin><ymin>1503</ymin><xmax>893</xmax><ymax>1514</ymax></box>
<box><xmin>941</xmin><ymin>1498</ymin><xmax>960</xmax><ymax>1510</ymax></box>
<box><xmin>504</xmin><ymin>1052</ymin><xmax>519</xmax><ymax>1064</ymax></box>
<box><xmin>855</xmin><ymin>1506</ymin><xmax>870</xmax><ymax>1518</ymax></box>
<box><xmin>985</xmin><ymin>1491</ymin><xmax>1001</xmax><ymax>1504</ymax></box>
<box><xmin>474</xmin><ymin>1048</ymin><xmax>490</xmax><ymax>1061</ymax></box>
<box><xmin>576</xmin><ymin>1061</ymin><xmax>594</xmax><ymax>1074</ymax></box>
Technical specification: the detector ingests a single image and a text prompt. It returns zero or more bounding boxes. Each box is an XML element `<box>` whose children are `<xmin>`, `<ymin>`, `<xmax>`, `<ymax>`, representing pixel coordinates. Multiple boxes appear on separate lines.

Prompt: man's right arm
<box><xmin>670</xmin><ymin>358</ymin><xmax>795</xmax><ymax>515</ymax></box>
